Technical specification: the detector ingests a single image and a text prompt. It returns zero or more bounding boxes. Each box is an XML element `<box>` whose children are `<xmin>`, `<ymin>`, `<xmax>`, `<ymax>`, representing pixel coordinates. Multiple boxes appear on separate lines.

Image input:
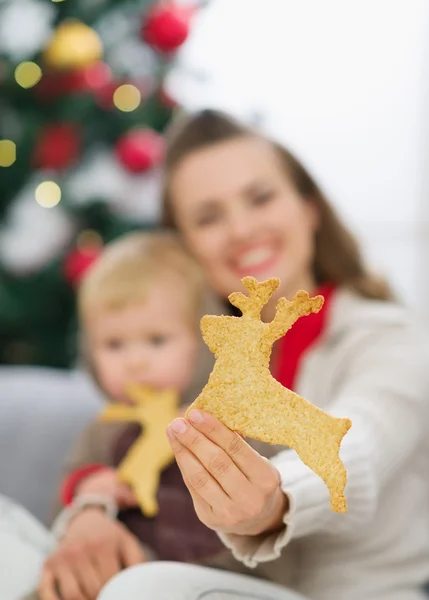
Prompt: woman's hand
<box><xmin>39</xmin><ymin>508</ymin><xmax>145</xmax><ymax>600</ymax></box>
<box><xmin>166</xmin><ymin>410</ymin><xmax>288</xmax><ymax>537</ymax></box>
<box><xmin>76</xmin><ymin>467</ymin><xmax>138</xmax><ymax>510</ymax></box>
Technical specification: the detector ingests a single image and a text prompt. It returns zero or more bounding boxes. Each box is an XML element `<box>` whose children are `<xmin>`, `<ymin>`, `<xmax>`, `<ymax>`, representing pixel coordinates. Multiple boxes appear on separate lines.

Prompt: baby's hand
<box><xmin>76</xmin><ymin>466</ymin><xmax>138</xmax><ymax>510</ymax></box>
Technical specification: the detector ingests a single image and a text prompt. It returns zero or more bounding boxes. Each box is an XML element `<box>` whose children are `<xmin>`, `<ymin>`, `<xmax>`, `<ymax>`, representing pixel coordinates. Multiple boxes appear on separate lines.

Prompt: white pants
<box><xmin>0</xmin><ymin>494</ymin><xmax>54</xmax><ymax>600</ymax></box>
<box><xmin>98</xmin><ymin>561</ymin><xmax>307</xmax><ymax>600</ymax></box>
<box><xmin>0</xmin><ymin>493</ymin><xmax>305</xmax><ymax>600</ymax></box>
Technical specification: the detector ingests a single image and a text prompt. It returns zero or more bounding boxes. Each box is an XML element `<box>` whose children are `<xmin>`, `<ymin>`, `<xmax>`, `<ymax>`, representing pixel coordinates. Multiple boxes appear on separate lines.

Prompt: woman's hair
<box><xmin>78</xmin><ymin>229</ymin><xmax>205</xmax><ymax>327</ymax></box>
<box><xmin>162</xmin><ymin>109</ymin><xmax>394</xmax><ymax>302</ymax></box>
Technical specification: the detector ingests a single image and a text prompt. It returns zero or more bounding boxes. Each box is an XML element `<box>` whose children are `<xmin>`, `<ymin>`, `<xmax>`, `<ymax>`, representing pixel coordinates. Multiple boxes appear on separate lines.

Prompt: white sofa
<box><xmin>0</xmin><ymin>367</ymin><xmax>104</xmax><ymax>525</ymax></box>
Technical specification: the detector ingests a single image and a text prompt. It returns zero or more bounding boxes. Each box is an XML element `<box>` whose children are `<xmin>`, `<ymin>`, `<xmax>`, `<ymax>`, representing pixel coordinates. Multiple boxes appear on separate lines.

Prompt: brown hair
<box><xmin>78</xmin><ymin>229</ymin><xmax>205</xmax><ymax>328</ymax></box>
<box><xmin>162</xmin><ymin>109</ymin><xmax>394</xmax><ymax>302</ymax></box>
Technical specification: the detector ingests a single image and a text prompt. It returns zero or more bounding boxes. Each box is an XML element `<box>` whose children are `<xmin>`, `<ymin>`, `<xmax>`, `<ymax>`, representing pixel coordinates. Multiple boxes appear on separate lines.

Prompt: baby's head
<box><xmin>78</xmin><ymin>230</ymin><xmax>204</xmax><ymax>404</ymax></box>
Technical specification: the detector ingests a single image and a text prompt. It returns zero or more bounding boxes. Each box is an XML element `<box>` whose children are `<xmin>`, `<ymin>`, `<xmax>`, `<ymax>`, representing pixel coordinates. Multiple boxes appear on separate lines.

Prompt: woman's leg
<box><xmin>98</xmin><ymin>561</ymin><xmax>307</xmax><ymax>600</ymax></box>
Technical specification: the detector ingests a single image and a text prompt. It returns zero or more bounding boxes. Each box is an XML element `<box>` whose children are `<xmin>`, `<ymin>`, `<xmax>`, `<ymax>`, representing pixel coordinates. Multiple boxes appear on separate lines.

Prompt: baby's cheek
<box><xmin>96</xmin><ymin>358</ymin><xmax>124</xmax><ymax>399</ymax></box>
<box><xmin>170</xmin><ymin>355</ymin><xmax>196</xmax><ymax>391</ymax></box>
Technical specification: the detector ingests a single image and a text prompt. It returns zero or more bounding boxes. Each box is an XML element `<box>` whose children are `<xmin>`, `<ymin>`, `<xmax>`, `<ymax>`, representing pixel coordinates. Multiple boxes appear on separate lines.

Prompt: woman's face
<box><xmin>169</xmin><ymin>136</ymin><xmax>319</xmax><ymax>303</ymax></box>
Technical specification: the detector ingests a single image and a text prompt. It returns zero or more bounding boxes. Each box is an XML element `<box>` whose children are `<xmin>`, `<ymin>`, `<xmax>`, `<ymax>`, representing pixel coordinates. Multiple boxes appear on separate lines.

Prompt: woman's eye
<box><xmin>149</xmin><ymin>335</ymin><xmax>168</xmax><ymax>346</ymax></box>
<box><xmin>252</xmin><ymin>191</ymin><xmax>275</xmax><ymax>206</ymax></box>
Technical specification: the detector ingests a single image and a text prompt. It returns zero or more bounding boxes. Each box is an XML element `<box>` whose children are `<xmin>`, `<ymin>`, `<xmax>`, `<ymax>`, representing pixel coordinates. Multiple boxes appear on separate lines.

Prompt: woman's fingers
<box><xmin>39</xmin><ymin>569</ymin><xmax>61</xmax><ymax>600</ymax></box>
<box><xmin>169</xmin><ymin>433</ymin><xmax>228</xmax><ymax>527</ymax></box>
<box><xmin>169</xmin><ymin>434</ymin><xmax>214</xmax><ymax>514</ymax></box>
<box><xmin>71</xmin><ymin>553</ymin><xmax>104</xmax><ymax>599</ymax></box>
<box><xmin>167</xmin><ymin>417</ymin><xmax>251</xmax><ymax>499</ymax></box>
<box><xmin>93</xmin><ymin>547</ymin><xmax>122</xmax><ymax>583</ymax></box>
<box><xmin>119</xmin><ymin>530</ymin><xmax>147</xmax><ymax>568</ymax></box>
<box><xmin>185</xmin><ymin>410</ymin><xmax>276</xmax><ymax>487</ymax></box>
<box><xmin>51</xmin><ymin>561</ymin><xmax>87</xmax><ymax>600</ymax></box>
<box><xmin>168</xmin><ymin>426</ymin><xmax>230</xmax><ymax>504</ymax></box>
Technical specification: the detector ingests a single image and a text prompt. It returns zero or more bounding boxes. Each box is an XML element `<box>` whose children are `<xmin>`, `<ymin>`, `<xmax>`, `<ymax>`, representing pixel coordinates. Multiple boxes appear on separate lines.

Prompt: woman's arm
<box><xmin>220</xmin><ymin>323</ymin><xmax>429</xmax><ymax>564</ymax></box>
<box><xmin>167</xmin><ymin>322</ymin><xmax>429</xmax><ymax>567</ymax></box>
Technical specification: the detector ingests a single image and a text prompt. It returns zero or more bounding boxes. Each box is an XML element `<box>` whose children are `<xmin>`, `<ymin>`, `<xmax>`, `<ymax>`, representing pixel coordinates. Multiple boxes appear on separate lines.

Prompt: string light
<box><xmin>15</xmin><ymin>62</ymin><xmax>42</xmax><ymax>89</ymax></box>
<box><xmin>0</xmin><ymin>140</ymin><xmax>16</xmax><ymax>167</ymax></box>
<box><xmin>113</xmin><ymin>84</ymin><xmax>141</xmax><ymax>112</ymax></box>
<box><xmin>35</xmin><ymin>181</ymin><xmax>61</xmax><ymax>208</ymax></box>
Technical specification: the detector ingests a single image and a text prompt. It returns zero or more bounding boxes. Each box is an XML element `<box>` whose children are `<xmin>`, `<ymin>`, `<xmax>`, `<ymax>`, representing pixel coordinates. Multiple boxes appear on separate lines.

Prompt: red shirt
<box><xmin>272</xmin><ymin>284</ymin><xmax>336</xmax><ymax>390</ymax></box>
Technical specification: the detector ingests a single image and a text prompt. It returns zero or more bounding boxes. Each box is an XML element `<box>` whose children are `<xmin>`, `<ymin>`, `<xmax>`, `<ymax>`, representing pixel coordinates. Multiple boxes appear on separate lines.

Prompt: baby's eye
<box><xmin>105</xmin><ymin>339</ymin><xmax>123</xmax><ymax>351</ymax></box>
<box><xmin>149</xmin><ymin>335</ymin><xmax>168</xmax><ymax>346</ymax></box>
<box><xmin>196</xmin><ymin>212</ymin><xmax>221</xmax><ymax>227</ymax></box>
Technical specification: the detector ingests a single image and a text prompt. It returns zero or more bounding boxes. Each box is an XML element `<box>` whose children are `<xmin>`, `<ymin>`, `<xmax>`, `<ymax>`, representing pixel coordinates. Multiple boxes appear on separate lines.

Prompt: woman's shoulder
<box><xmin>324</xmin><ymin>287</ymin><xmax>429</xmax><ymax>371</ymax></box>
<box><xmin>316</xmin><ymin>288</ymin><xmax>429</xmax><ymax>404</ymax></box>
<box><xmin>329</xmin><ymin>287</ymin><xmax>425</xmax><ymax>338</ymax></box>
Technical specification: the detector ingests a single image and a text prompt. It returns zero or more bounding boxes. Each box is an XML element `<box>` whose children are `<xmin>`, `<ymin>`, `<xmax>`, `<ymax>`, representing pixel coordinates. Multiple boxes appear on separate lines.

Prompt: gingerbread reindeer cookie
<box><xmin>186</xmin><ymin>276</ymin><xmax>352</xmax><ymax>513</ymax></box>
<box><xmin>99</xmin><ymin>385</ymin><xmax>178</xmax><ymax>517</ymax></box>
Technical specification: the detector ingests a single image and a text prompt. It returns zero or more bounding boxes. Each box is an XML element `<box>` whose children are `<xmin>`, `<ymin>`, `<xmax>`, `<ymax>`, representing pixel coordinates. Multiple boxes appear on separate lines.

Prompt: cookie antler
<box><xmin>229</xmin><ymin>276</ymin><xmax>280</xmax><ymax>319</ymax></box>
<box><xmin>268</xmin><ymin>291</ymin><xmax>324</xmax><ymax>342</ymax></box>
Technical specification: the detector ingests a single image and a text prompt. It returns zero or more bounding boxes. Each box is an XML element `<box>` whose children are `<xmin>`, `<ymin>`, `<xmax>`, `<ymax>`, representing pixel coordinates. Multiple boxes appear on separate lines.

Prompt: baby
<box><xmin>79</xmin><ymin>230</ymin><xmax>202</xmax><ymax>409</ymax></box>
<box><xmin>50</xmin><ymin>230</ymin><xmax>224</xmax><ymax>564</ymax></box>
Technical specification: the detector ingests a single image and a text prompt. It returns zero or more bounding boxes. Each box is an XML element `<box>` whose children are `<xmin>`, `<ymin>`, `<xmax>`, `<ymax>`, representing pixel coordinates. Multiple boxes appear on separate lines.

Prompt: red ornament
<box><xmin>115</xmin><ymin>128</ymin><xmax>164</xmax><ymax>173</ymax></box>
<box><xmin>63</xmin><ymin>245</ymin><xmax>101</xmax><ymax>287</ymax></box>
<box><xmin>73</xmin><ymin>61</ymin><xmax>113</xmax><ymax>93</ymax></box>
<box><xmin>32</xmin><ymin>123</ymin><xmax>81</xmax><ymax>170</ymax></box>
<box><xmin>141</xmin><ymin>4</ymin><xmax>193</xmax><ymax>53</ymax></box>
<box><xmin>34</xmin><ymin>62</ymin><xmax>112</xmax><ymax>102</ymax></box>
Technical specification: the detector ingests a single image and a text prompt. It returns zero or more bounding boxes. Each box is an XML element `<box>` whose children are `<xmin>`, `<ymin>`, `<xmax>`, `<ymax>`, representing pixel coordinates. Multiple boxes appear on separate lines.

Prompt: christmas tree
<box><xmin>0</xmin><ymin>0</ymin><xmax>196</xmax><ymax>369</ymax></box>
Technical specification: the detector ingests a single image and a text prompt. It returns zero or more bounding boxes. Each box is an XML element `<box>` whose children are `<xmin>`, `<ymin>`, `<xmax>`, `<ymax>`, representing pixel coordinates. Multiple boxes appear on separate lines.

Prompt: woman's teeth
<box><xmin>236</xmin><ymin>248</ymin><xmax>275</xmax><ymax>269</ymax></box>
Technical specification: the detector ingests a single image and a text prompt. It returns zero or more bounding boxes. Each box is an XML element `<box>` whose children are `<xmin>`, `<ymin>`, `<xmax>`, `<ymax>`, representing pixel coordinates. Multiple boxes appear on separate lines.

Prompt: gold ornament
<box><xmin>43</xmin><ymin>21</ymin><xmax>103</xmax><ymax>71</ymax></box>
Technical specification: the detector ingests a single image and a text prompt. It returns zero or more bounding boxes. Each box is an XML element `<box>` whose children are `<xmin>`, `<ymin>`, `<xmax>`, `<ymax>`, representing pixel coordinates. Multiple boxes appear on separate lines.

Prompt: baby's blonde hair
<box><xmin>78</xmin><ymin>230</ymin><xmax>205</xmax><ymax>328</ymax></box>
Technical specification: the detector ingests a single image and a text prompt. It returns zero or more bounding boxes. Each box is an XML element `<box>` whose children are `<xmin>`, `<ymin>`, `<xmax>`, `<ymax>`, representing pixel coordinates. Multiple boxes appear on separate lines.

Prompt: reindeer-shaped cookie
<box><xmin>186</xmin><ymin>276</ymin><xmax>352</xmax><ymax>513</ymax></box>
<box><xmin>99</xmin><ymin>385</ymin><xmax>178</xmax><ymax>517</ymax></box>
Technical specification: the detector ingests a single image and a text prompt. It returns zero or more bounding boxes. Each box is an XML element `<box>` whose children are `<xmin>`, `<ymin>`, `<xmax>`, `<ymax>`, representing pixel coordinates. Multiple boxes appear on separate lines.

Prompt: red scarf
<box><xmin>272</xmin><ymin>284</ymin><xmax>336</xmax><ymax>390</ymax></box>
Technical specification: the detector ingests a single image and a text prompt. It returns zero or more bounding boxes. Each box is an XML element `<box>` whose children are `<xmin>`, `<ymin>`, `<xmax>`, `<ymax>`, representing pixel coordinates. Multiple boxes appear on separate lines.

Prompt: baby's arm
<box><xmin>48</xmin><ymin>419</ymin><xmax>126</xmax><ymax>524</ymax></box>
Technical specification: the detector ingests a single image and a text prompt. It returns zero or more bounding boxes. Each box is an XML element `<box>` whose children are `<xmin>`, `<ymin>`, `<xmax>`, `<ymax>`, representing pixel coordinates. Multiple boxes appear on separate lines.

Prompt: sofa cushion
<box><xmin>0</xmin><ymin>367</ymin><xmax>103</xmax><ymax>525</ymax></box>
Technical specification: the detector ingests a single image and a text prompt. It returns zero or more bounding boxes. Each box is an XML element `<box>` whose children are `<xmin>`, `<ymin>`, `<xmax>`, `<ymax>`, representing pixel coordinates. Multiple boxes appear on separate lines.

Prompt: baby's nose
<box><xmin>127</xmin><ymin>349</ymin><xmax>148</xmax><ymax>371</ymax></box>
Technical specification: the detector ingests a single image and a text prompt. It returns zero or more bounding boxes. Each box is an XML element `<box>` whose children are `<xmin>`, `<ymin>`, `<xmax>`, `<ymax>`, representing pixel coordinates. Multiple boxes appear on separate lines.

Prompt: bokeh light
<box><xmin>113</xmin><ymin>84</ymin><xmax>141</xmax><ymax>112</ymax></box>
<box><xmin>15</xmin><ymin>62</ymin><xmax>43</xmax><ymax>89</ymax></box>
<box><xmin>35</xmin><ymin>181</ymin><xmax>62</xmax><ymax>208</ymax></box>
<box><xmin>0</xmin><ymin>140</ymin><xmax>16</xmax><ymax>167</ymax></box>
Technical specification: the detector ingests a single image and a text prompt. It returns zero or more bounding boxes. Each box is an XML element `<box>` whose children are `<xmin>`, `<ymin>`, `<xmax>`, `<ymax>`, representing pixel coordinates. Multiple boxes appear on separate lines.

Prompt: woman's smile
<box><xmin>230</xmin><ymin>241</ymin><xmax>281</xmax><ymax>279</ymax></box>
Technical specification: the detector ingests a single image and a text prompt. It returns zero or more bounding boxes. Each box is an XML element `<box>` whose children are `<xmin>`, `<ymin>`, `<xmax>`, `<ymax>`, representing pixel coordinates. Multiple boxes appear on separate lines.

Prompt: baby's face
<box><xmin>86</xmin><ymin>280</ymin><xmax>198</xmax><ymax>403</ymax></box>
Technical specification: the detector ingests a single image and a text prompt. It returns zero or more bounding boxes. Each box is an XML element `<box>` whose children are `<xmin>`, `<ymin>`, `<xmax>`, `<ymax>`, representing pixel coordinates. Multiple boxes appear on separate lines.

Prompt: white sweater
<box><xmin>220</xmin><ymin>289</ymin><xmax>429</xmax><ymax>600</ymax></box>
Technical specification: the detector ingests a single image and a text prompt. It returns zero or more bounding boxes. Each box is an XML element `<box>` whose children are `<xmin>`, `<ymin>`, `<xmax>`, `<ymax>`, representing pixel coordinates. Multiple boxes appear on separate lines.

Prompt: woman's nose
<box><xmin>227</xmin><ymin>208</ymin><xmax>256</xmax><ymax>242</ymax></box>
